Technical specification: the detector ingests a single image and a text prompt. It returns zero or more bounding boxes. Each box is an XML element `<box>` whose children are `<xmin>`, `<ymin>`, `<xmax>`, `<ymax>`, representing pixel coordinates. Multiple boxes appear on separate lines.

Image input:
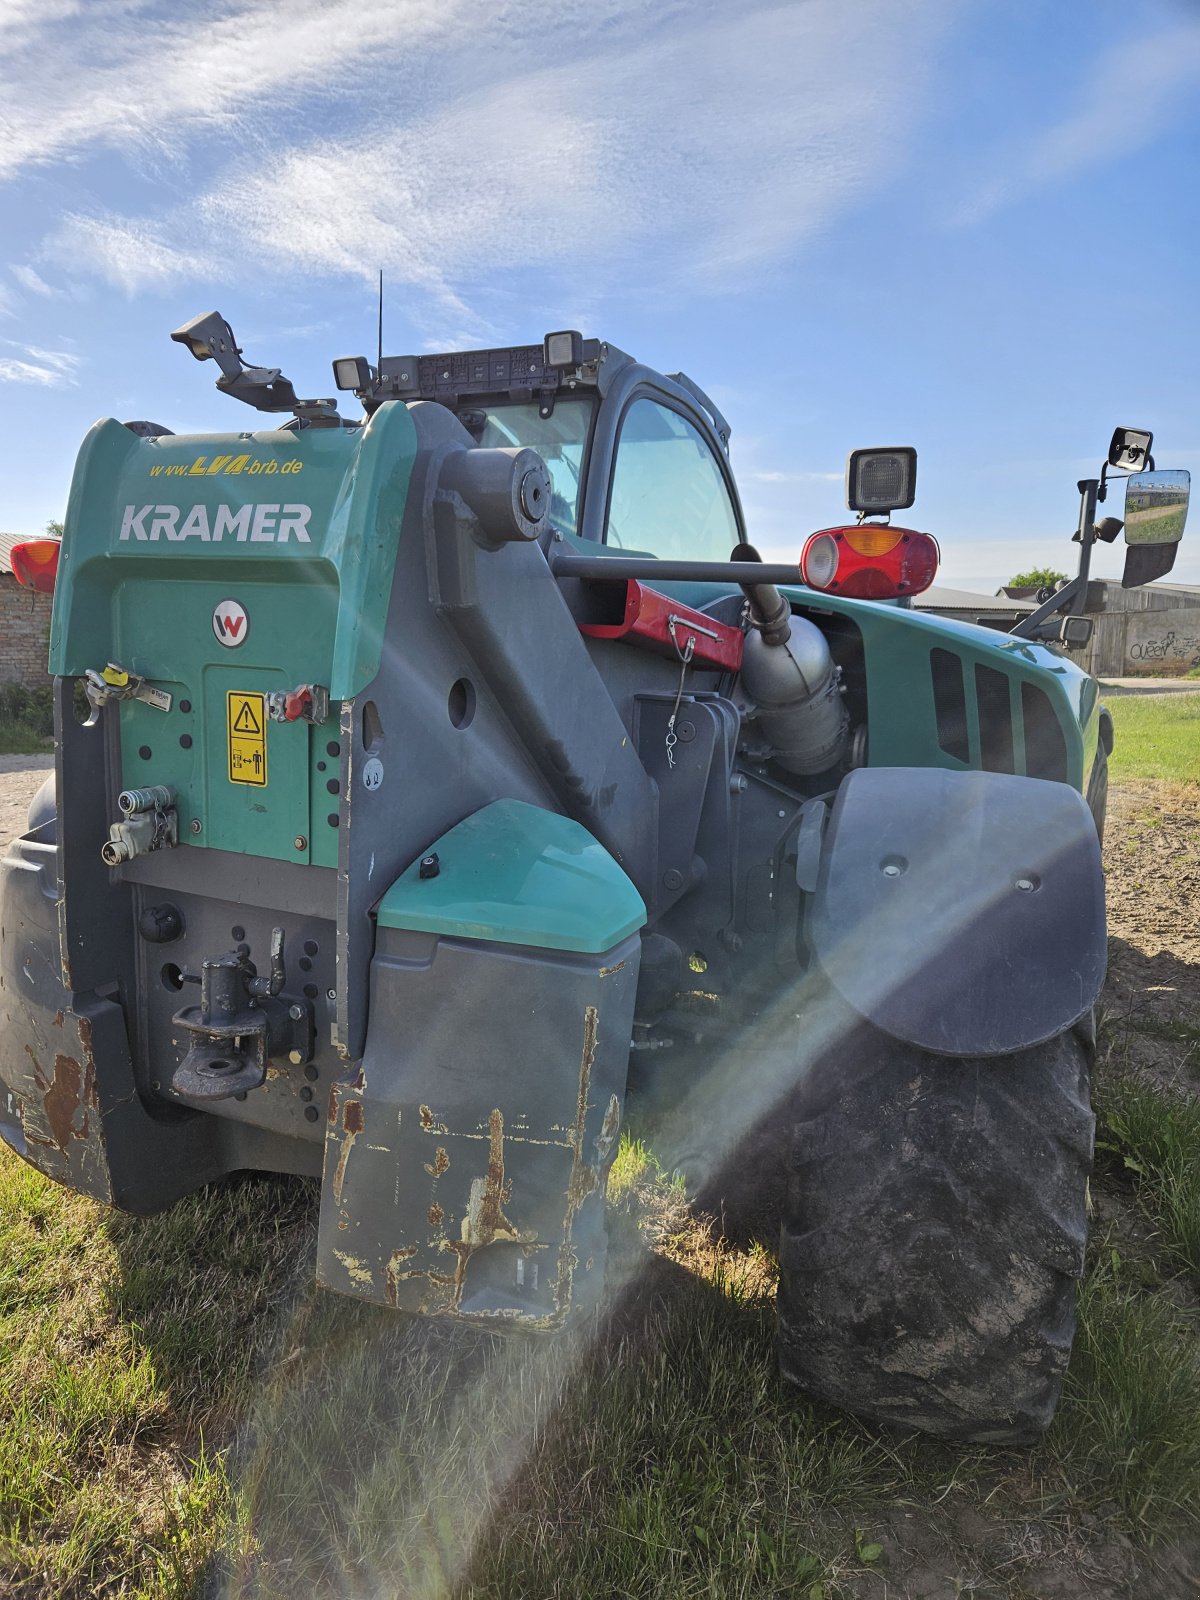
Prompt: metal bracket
<box><xmin>83</xmin><ymin>662</ymin><xmax>172</xmax><ymax>725</ymax></box>
<box><xmin>169</xmin><ymin>929</ymin><xmax>307</xmax><ymax>1101</ymax></box>
<box><xmin>794</xmin><ymin>798</ymin><xmax>828</xmax><ymax>894</ymax></box>
<box><xmin>102</xmin><ymin>785</ymin><xmax>178</xmax><ymax>865</ymax></box>
<box><xmin>171</xmin><ymin>310</ymin><xmax>342</xmax><ymax>426</ymax></box>
<box><xmin>267</xmin><ymin>684</ymin><xmax>330</xmax><ymax>725</ymax></box>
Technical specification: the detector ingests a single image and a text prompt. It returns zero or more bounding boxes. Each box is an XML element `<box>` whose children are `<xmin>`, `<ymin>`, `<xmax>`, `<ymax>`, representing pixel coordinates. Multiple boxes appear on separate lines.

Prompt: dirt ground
<box><xmin>0</xmin><ymin>754</ymin><xmax>53</xmax><ymax>846</ymax></box>
<box><xmin>1104</xmin><ymin>780</ymin><xmax>1200</xmax><ymax>1071</ymax></box>
<box><xmin>2</xmin><ymin>758</ymin><xmax>1199</xmax><ymax>1597</ymax></box>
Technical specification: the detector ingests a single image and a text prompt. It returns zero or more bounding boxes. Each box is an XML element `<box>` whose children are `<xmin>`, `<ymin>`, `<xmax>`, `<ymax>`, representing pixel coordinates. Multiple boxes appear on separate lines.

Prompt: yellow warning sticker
<box><xmin>227</xmin><ymin>691</ymin><xmax>267</xmax><ymax>786</ymax></box>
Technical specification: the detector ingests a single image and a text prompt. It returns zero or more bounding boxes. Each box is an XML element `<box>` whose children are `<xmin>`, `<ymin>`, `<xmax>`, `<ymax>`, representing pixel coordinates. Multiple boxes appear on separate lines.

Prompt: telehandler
<box><xmin>1</xmin><ymin>318</ymin><xmax>1188</xmax><ymax>1439</ymax></box>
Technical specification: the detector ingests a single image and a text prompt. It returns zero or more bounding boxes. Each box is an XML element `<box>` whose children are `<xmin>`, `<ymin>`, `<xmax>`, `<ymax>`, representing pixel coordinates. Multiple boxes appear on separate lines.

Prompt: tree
<box><xmin>1008</xmin><ymin>567</ymin><xmax>1066</xmax><ymax>590</ymax></box>
<box><xmin>44</xmin><ymin>519</ymin><xmax>64</xmax><ymax>538</ymax></box>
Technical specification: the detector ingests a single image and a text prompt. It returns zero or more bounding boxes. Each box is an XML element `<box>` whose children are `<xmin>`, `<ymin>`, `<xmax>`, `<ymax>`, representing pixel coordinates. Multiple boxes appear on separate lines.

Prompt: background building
<box><xmin>917</xmin><ymin>577</ymin><xmax>1200</xmax><ymax>678</ymax></box>
<box><xmin>0</xmin><ymin>534</ymin><xmax>53</xmax><ymax>688</ymax></box>
<box><xmin>1080</xmin><ymin>580</ymin><xmax>1200</xmax><ymax>678</ymax></box>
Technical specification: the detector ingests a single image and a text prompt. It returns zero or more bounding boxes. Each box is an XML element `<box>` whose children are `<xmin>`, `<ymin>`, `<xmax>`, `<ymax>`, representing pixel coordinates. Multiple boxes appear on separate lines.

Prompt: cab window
<box><xmin>469</xmin><ymin>398</ymin><xmax>593</xmax><ymax>537</ymax></box>
<box><xmin>606</xmin><ymin>398</ymin><xmax>740</xmax><ymax>561</ymax></box>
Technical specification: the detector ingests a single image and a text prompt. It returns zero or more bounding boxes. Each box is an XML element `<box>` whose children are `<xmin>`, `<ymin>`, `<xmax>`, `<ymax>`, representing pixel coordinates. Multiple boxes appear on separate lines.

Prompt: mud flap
<box><xmin>316</xmin><ymin>798</ymin><xmax>646</xmax><ymax>1325</ymax></box>
<box><xmin>317</xmin><ymin>929</ymin><xmax>640</xmax><ymax>1325</ymax></box>
<box><xmin>0</xmin><ymin>830</ymin><xmax>225</xmax><ymax>1212</ymax></box>
<box><xmin>803</xmin><ymin>767</ymin><xmax>1106</xmax><ymax>1056</ymax></box>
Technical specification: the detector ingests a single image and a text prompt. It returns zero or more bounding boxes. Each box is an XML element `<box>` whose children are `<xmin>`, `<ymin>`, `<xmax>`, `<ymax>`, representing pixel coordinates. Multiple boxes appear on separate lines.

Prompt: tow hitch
<box><xmin>170</xmin><ymin>929</ymin><xmax>313</xmax><ymax>1100</ymax></box>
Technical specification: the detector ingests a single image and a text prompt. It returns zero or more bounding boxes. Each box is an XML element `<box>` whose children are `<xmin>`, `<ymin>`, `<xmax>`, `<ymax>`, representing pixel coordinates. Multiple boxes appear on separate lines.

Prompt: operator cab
<box><xmin>331</xmin><ymin>330</ymin><xmax>742</xmax><ymax>559</ymax></box>
<box><xmin>168</xmin><ymin>312</ymin><xmax>936</xmax><ymax>600</ymax></box>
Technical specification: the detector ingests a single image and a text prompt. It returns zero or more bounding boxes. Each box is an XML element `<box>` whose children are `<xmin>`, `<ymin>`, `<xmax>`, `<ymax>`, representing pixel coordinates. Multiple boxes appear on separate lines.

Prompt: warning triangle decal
<box><xmin>233</xmin><ymin>699</ymin><xmax>261</xmax><ymax>734</ymax></box>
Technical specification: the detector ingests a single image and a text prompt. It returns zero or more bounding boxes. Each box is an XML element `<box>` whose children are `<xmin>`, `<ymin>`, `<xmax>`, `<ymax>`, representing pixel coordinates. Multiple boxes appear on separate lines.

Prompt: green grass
<box><xmin>0</xmin><ymin>684</ymin><xmax>55</xmax><ymax>756</ymax></box>
<box><xmin>217</xmin><ymin>1253</ymin><xmax>869</xmax><ymax>1597</ymax></box>
<box><xmin>1095</xmin><ymin>1070</ymin><xmax>1200</xmax><ymax>1279</ymax></box>
<box><xmin>0</xmin><ymin>720</ymin><xmax>52</xmax><ymax>756</ymax></box>
<box><xmin>1106</xmin><ymin>690</ymin><xmax>1200</xmax><ymax>783</ymax></box>
<box><xmin>4</xmin><ymin>1111</ymin><xmax>1200</xmax><ymax>1598</ymax></box>
<box><xmin>0</xmin><ymin>1162</ymin><xmax>311</xmax><ymax>1598</ymax></box>
<box><xmin>1052</xmin><ymin>1254</ymin><xmax>1200</xmax><ymax>1532</ymax></box>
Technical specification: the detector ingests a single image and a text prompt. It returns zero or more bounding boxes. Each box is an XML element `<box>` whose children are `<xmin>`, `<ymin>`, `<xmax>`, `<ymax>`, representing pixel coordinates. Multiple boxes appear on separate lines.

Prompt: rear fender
<box><xmin>0</xmin><ymin>820</ymin><xmax>227</xmax><ymax>1214</ymax></box>
<box><xmin>801</xmin><ymin>767</ymin><xmax>1106</xmax><ymax>1057</ymax></box>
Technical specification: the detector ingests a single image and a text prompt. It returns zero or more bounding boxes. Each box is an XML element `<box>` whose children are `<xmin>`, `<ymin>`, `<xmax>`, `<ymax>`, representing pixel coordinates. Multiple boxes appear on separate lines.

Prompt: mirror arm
<box><xmin>1072</xmin><ymin>478</ymin><xmax>1098</xmax><ymax>604</ymax></box>
<box><xmin>1011</xmin><ymin>575</ymin><xmax>1085</xmax><ymax>639</ymax></box>
<box><xmin>1010</xmin><ymin>478</ymin><xmax>1097</xmax><ymax>640</ymax></box>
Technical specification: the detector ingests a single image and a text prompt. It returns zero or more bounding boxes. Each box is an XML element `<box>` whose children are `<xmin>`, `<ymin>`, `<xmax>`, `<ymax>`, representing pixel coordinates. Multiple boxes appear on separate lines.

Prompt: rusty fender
<box><xmin>314</xmin><ymin>931</ymin><xmax>641</xmax><ymax>1325</ymax></box>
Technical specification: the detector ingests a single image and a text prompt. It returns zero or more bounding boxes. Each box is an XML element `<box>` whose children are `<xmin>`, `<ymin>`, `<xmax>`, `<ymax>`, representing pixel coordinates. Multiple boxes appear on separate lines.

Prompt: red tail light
<box><xmin>799</xmin><ymin>525</ymin><xmax>939</xmax><ymax>599</ymax></box>
<box><xmin>10</xmin><ymin>539</ymin><xmax>61</xmax><ymax>594</ymax></box>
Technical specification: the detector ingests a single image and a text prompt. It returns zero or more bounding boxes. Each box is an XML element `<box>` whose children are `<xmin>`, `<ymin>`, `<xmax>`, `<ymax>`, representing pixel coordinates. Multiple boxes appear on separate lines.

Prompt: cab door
<box><xmin>602</xmin><ymin>395</ymin><xmax>744</xmax><ymax>562</ymax></box>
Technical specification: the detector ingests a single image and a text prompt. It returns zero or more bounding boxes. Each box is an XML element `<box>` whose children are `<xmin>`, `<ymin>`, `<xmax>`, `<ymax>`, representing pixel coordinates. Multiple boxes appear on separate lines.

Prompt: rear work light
<box><xmin>799</xmin><ymin>525</ymin><xmax>939</xmax><ymax>600</ymax></box>
<box><xmin>9</xmin><ymin>539</ymin><xmax>60</xmax><ymax>594</ymax></box>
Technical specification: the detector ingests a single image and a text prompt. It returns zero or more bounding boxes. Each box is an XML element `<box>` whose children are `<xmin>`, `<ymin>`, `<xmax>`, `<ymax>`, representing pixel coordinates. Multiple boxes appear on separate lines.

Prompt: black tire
<box><xmin>1086</xmin><ymin>737</ymin><xmax>1109</xmax><ymax>847</ymax></box>
<box><xmin>777</xmin><ymin>1006</ymin><xmax>1094</xmax><ymax>1443</ymax></box>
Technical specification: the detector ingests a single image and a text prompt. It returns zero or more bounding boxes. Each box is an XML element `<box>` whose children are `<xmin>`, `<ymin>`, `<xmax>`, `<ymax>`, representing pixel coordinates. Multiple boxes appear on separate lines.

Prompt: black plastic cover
<box><xmin>375</xmin><ymin>339</ymin><xmax>602</xmax><ymax>406</ymax></box>
<box><xmin>1122</xmin><ymin>540</ymin><xmax>1179</xmax><ymax>588</ymax></box>
<box><xmin>807</xmin><ymin>767</ymin><xmax>1106</xmax><ymax>1056</ymax></box>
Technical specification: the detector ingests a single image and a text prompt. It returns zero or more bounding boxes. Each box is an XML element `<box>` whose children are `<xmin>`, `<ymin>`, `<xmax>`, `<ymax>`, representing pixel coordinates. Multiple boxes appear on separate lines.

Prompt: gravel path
<box><xmin>0</xmin><ymin>755</ymin><xmax>54</xmax><ymax>848</ymax></box>
<box><xmin>1099</xmin><ymin>678</ymin><xmax>1200</xmax><ymax>696</ymax></box>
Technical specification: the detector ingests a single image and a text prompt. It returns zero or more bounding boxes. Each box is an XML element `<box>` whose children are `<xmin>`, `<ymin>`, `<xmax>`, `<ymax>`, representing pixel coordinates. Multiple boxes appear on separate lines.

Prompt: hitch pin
<box><xmin>668</xmin><ymin>614</ymin><xmax>720</xmax><ymax>644</ymax></box>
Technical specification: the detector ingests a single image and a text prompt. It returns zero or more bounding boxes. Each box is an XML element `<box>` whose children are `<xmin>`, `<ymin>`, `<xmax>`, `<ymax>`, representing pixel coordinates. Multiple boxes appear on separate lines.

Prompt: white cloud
<box><xmin>49</xmin><ymin>215</ymin><xmax>212</xmax><ymax>296</ymax></box>
<box><xmin>196</xmin><ymin>74</ymin><xmax>612</xmax><ymax>342</ymax></box>
<box><xmin>239</xmin><ymin>320</ymin><xmax>332</xmax><ymax>346</ymax></box>
<box><xmin>10</xmin><ymin>264</ymin><xmax>54</xmax><ymax>296</ymax></box>
<box><xmin>0</xmin><ymin>0</ymin><xmax>86</xmax><ymax>55</ymax></box>
<box><xmin>0</xmin><ymin>342</ymin><xmax>81</xmax><ymax>385</ymax></box>
<box><xmin>47</xmin><ymin>0</ymin><xmax>948</xmax><ymax>339</ymax></box>
<box><xmin>954</xmin><ymin>19</ymin><xmax>1200</xmax><ymax>224</ymax></box>
<box><xmin>0</xmin><ymin>0</ymin><xmax>688</xmax><ymax>183</ymax></box>
<box><xmin>0</xmin><ymin>0</ymin><xmax>459</xmax><ymax>180</ymax></box>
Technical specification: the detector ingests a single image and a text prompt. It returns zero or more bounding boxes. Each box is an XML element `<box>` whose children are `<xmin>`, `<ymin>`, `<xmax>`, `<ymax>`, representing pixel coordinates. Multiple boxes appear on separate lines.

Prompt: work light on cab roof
<box><xmin>797</xmin><ymin>444</ymin><xmax>938</xmax><ymax>600</ymax></box>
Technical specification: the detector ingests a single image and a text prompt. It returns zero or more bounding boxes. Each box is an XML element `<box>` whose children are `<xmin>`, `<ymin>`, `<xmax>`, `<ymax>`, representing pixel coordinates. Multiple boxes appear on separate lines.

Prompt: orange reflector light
<box><xmin>800</xmin><ymin>525</ymin><xmax>939</xmax><ymax>600</ymax></box>
<box><xmin>843</xmin><ymin>524</ymin><xmax>902</xmax><ymax>557</ymax></box>
<box><xmin>10</xmin><ymin>539</ymin><xmax>60</xmax><ymax>594</ymax></box>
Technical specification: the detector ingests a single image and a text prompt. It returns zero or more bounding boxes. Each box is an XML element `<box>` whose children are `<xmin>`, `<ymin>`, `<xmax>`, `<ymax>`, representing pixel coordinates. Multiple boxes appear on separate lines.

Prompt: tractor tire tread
<box><xmin>777</xmin><ymin>1018</ymin><xmax>1093</xmax><ymax>1443</ymax></box>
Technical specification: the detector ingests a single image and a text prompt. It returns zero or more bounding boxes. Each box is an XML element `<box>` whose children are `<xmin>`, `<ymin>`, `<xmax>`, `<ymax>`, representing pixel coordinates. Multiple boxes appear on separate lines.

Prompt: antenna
<box><xmin>377</xmin><ymin>270</ymin><xmax>384</xmax><ymax>373</ymax></box>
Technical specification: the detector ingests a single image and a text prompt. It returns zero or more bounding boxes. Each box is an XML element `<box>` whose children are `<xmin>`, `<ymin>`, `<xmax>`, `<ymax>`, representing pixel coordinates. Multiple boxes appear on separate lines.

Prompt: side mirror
<box><xmin>1123</xmin><ymin>469</ymin><xmax>1189</xmax><ymax>545</ymax></box>
<box><xmin>1121</xmin><ymin>468</ymin><xmax>1190</xmax><ymax>588</ymax></box>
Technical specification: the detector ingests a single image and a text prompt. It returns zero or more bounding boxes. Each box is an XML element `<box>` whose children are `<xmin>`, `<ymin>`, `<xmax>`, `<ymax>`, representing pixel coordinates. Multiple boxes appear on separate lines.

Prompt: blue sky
<box><xmin>2</xmin><ymin>0</ymin><xmax>1199</xmax><ymax>592</ymax></box>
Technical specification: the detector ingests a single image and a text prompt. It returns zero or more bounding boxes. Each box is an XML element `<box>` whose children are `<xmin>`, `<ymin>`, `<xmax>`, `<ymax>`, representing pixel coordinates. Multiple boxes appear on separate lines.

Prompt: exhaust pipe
<box><xmin>732</xmin><ymin>544</ymin><xmax>850</xmax><ymax>775</ymax></box>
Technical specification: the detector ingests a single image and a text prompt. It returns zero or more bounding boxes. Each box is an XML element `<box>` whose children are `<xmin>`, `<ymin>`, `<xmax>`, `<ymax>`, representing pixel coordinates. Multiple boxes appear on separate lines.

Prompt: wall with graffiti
<box><xmin>1121</xmin><ymin>609</ymin><xmax>1200</xmax><ymax>675</ymax></box>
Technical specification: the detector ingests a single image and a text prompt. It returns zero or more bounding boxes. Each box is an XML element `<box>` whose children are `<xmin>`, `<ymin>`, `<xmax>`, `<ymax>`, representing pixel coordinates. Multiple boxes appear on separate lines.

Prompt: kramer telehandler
<box><xmin>1</xmin><ymin>317</ymin><xmax>1189</xmax><ymax>1441</ymax></box>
